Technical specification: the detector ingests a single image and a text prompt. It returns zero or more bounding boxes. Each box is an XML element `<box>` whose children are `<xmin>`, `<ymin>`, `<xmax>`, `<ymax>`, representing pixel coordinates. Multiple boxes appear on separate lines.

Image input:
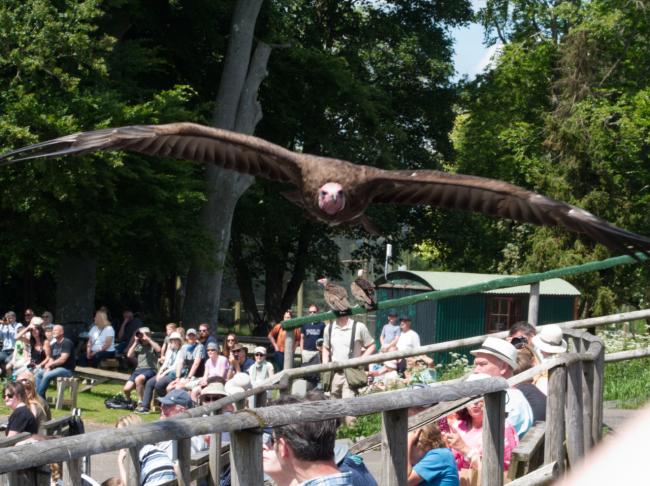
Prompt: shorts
<box><xmin>128</xmin><ymin>368</ymin><xmax>157</xmax><ymax>382</ymax></box>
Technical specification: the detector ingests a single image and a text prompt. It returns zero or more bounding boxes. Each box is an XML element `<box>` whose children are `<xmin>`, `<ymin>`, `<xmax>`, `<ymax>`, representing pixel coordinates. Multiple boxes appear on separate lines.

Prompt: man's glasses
<box><xmin>255</xmin><ymin>353</ymin><xmax>265</xmax><ymax>357</ymax></box>
<box><xmin>202</xmin><ymin>396</ymin><xmax>222</xmax><ymax>403</ymax></box>
<box><xmin>199</xmin><ymin>329</ymin><xmax>209</xmax><ymax>333</ymax></box>
<box><xmin>510</xmin><ymin>336</ymin><xmax>529</xmax><ymax>349</ymax></box>
<box><xmin>207</xmin><ymin>349</ymin><xmax>217</xmax><ymax>352</ymax></box>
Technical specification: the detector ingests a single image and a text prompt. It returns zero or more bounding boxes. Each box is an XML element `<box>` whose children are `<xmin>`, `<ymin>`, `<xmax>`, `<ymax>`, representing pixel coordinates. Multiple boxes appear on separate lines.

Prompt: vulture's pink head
<box><xmin>318</xmin><ymin>182</ymin><xmax>345</xmax><ymax>216</ymax></box>
<box><xmin>317</xmin><ymin>277</ymin><xmax>328</xmax><ymax>287</ymax></box>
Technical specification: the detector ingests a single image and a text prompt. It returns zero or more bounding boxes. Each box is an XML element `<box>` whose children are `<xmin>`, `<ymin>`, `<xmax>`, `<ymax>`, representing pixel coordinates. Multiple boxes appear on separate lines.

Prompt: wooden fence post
<box><xmin>482</xmin><ymin>390</ymin><xmax>505</xmax><ymax>486</ymax></box>
<box><xmin>208</xmin><ymin>431</ymin><xmax>221</xmax><ymax>486</ymax></box>
<box><xmin>528</xmin><ymin>282</ymin><xmax>540</xmax><ymax>326</ymax></box>
<box><xmin>284</xmin><ymin>331</ymin><xmax>295</xmax><ymax>371</ymax></box>
<box><xmin>62</xmin><ymin>458</ymin><xmax>81</xmax><ymax>486</ymax></box>
<box><xmin>566</xmin><ymin>361</ymin><xmax>585</xmax><ymax>466</ymax></box>
<box><xmin>592</xmin><ymin>344</ymin><xmax>605</xmax><ymax>442</ymax></box>
<box><xmin>123</xmin><ymin>447</ymin><xmax>141</xmax><ymax>486</ymax></box>
<box><xmin>380</xmin><ymin>408</ymin><xmax>408</xmax><ymax>486</ymax></box>
<box><xmin>545</xmin><ymin>365</ymin><xmax>567</xmax><ymax>474</ymax></box>
<box><xmin>230</xmin><ymin>430</ymin><xmax>264</xmax><ymax>486</ymax></box>
<box><xmin>177</xmin><ymin>438</ymin><xmax>192</xmax><ymax>486</ymax></box>
<box><xmin>582</xmin><ymin>355</ymin><xmax>595</xmax><ymax>450</ymax></box>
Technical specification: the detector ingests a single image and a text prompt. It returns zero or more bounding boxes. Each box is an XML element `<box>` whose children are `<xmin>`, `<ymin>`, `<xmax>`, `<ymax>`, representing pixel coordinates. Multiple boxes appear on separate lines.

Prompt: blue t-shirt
<box><xmin>380</xmin><ymin>323</ymin><xmax>401</xmax><ymax>345</ymax></box>
<box><xmin>413</xmin><ymin>448</ymin><xmax>459</xmax><ymax>486</ymax></box>
<box><xmin>301</xmin><ymin>321</ymin><xmax>326</xmax><ymax>351</ymax></box>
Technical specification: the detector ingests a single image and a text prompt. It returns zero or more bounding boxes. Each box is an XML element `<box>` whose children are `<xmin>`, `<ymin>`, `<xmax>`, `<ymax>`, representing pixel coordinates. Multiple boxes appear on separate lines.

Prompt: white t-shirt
<box><xmin>396</xmin><ymin>329</ymin><xmax>420</xmax><ymax>352</ymax></box>
<box><xmin>88</xmin><ymin>325</ymin><xmax>115</xmax><ymax>353</ymax></box>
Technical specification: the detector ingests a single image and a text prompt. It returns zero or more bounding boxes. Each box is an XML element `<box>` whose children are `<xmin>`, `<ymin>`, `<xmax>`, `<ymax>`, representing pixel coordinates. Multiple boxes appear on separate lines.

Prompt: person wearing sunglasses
<box><xmin>248</xmin><ymin>347</ymin><xmax>274</xmax><ymax>407</ymax></box>
<box><xmin>3</xmin><ymin>381</ymin><xmax>38</xmax><ymax>437</ymax></box>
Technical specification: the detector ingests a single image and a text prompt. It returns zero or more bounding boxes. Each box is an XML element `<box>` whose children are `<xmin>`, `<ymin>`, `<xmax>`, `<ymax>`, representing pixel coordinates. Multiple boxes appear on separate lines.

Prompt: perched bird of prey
<box><xmin>317</xmin><ymin>278</ymin><xmax>351</xmax><ymax>314</ymax></box>
<box><xmin>2</xmin><ymin>122</ymin><xmax>650</xmax><ymax>256</ymax></box>
<box><xmin>350</xmin><ymin>269</ymin><xmax>376</xmax><ymax>311</ymax></box>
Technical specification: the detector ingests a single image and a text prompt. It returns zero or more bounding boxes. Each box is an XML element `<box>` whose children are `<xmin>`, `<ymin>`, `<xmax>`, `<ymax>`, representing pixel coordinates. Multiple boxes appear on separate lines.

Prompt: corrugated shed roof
<box><xmin>378</xmin><ymin>270</ymin><xmax>580</xmax><ymax>296</ymax></box>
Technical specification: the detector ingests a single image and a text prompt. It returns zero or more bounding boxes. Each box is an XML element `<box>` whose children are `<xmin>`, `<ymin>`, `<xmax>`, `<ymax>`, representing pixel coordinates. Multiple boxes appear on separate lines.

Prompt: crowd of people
<box><xmin>0</xmin><ymin>303</ymin><xmax>569</xmax><ymax>486</ymax></box>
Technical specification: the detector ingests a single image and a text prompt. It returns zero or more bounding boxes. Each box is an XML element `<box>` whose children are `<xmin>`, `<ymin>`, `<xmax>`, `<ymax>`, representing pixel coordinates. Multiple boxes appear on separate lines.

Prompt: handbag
<box><xmin>344</xmin><ymin>366</ymin><xmax>367</xmax><ymax>390</ymax></box>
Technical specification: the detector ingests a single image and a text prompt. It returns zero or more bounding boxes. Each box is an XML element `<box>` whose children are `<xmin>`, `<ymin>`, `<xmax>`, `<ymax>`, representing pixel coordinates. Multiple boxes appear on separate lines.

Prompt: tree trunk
<box><xmin>55</xmin><ymin>255</ymin><xmax>96</xmax><ymax>324</ymax></box>
<box><xmin>182</xmin><ymin>0</ymin><xmax>270</xmax><ymax>329</ymax></box>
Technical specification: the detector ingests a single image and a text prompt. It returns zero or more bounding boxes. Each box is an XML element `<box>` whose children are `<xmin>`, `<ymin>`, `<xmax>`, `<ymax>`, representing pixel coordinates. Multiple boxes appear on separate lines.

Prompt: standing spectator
<box><xmin>268</xmin><ymin>310</ymin><xmax>301</xmax><ymax>371</ymax></box>
<box><xmin>3</xmin><ymin>381</ymin><xmax>38</xmax><ymax>437</ymax></box>
<box><xmin>262</xmin><ymin>395</ymin><xmax>353</xmax><ymax>486</ymax></box>
<box><xmin>507</xmin><ymin>321</ymin><xmax>537</xmax><ymax>350</ymax></box>
<box><xmin>41</xmin><ymin>311</ymin><xmax>54</xmax><ymax>327</ymax></box>
<box><xmin>139</xmin><ymin>331</ymin><xmax>183</xmax><ymax>414</ymax></box>
<box><xmin>190</xmin><ymin>341</ymin><xmax>229</xmax><ymax>402</ymax></box>
<box><xmin>197</xmin><ymin>322</ymin><xmax>218</xmax><ymax>349</ymax></box>
<box><xmin>123</xmin><ymin>327</ymin><xmax>161</xmax><ymax>407</ymax></box>
<box><xmin>396</xmin><ymin>316</ymin><xmax>421</xmax><ymax>352</ymax></box>
<box><xmin>34</xmin><ymin>324</ymin><xmax>76</xmax><ymax>399</ymax></box>
<box><xmin>167</xmin><ymin>328</ymin><xmax>205</xmax><ymax>392</ymax></box>
<box><xmin>379</xmin><ymin>311</ymin><xmax>401</xmax><ymax>352</ymax></box>
<box><xmin>300</xmin><ymin>305</ymin><xmax>326</xmax><ymax>364</ymax></box>
<box><xmin>407</xmin><ymin>422</ymin><xmax>459</xmax><ymax>486</ymax></box>
<box><xmin>115</xmin><ymin>310</ymin><xmax>143</xmax><ymax>356</ymax></box>
<box><xmin>322</xmin><ymin>315</ymin><xmax>375</xmax><ymax>417</ymax></box>
<box><xmin>470</xmin><ymin>337</ymin><xmax>534</xmax><ymax>438</ymax></box>
<box><xmin>81</xmin><ymin>310</ymin><xmax>116</xmax><ymax>367</ymax></box>
<box><xmin>513</xmin><ymin>347</ymin><xmax>547</xmax><ymax>421</ymax></box>
<box><xmin>159</xmin><ymin>322</ymin><xmax>178</xmax><ymax>364</ymax></box>
<box><xmin>227</xmin><ymin>343</ymin><xmax>254</xmax><ymax>378</ymax></box>
<box><xmin>0</xmin><ymin>311</ymin><xmax>21</xmax><ymax>376</ymax></box>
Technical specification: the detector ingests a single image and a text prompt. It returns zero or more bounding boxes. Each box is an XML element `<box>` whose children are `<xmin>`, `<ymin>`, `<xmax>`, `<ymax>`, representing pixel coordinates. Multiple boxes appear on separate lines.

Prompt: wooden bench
<box><xmin>47</xmin><ymin>377</ymin><xmax>80</xmax><ymax>410</ymax></box>
<box><xmin>74</xmin><ymin>365</ymin><xmax>131</xmax><ymax>392</ymax></box>
<box><xmin>507</xmin><ymin>421</ymin><xmax>546</xmax><ymax>481</ymax></box>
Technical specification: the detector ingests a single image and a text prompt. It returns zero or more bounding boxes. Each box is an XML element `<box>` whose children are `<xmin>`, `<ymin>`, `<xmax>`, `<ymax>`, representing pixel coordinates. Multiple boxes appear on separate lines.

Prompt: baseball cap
<box><xmin>186</xmin><ymin>328</ymin><xmax>197</xmax><ymax>336</ymax></box>
<box><xmin>157</xmin><ymin>389</ymin><xmax>193</xmax><ymax>409</ymax></box>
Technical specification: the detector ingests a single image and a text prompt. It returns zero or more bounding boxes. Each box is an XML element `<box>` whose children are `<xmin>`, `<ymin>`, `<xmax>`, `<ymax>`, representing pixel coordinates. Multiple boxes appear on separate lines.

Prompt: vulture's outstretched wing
<box><xmin>0</xmin><ymin>123</ymin><xmax>303</xmax><ymax>185</ymax></box>
<box><xmin>361</xmin><ymin>169</ymin><xmax>650</xmax><ymax>256</ymax></box>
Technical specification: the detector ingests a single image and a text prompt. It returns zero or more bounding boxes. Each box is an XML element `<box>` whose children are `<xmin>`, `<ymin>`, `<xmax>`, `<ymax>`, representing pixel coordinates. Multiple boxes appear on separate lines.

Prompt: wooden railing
<box><xmin>0</xmin><ymin>324</ymin><xmax>615</xmax><ymax>486</ymax></box>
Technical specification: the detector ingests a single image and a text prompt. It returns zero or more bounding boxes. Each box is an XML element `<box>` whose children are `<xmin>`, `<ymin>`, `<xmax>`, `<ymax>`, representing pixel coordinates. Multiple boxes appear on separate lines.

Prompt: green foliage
<box><xmin>337</xmin><ymin>411</ymin><xmax>382</xmax><ymax>440</ymax></box>
<box><xmin>604</xmin><ymin>359</ymin><xmax>650</xmax><ymax>409</ymax></box>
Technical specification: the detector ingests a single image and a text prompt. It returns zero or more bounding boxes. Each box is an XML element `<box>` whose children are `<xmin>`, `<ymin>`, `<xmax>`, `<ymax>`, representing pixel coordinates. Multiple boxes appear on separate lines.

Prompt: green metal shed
<box><xmin>374</xmin><ymin>270</ymin><xmax>580</xmax><ymax>354</ymax></box>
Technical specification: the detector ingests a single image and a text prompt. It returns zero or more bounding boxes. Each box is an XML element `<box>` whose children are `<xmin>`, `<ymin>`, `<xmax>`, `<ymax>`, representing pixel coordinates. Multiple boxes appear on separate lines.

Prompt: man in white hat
<box><xmin>470</xmin><ymin>336</ymin><xmax>534</xmax><ymax>438</ymax></box>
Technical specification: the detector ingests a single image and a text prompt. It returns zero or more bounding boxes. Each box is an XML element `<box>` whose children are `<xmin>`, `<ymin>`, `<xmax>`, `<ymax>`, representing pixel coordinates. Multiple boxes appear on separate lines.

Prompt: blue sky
<box><xmin>450</xmin><ymin>0</ymin><xmax>500</xmax><ymax>79</ymax></box>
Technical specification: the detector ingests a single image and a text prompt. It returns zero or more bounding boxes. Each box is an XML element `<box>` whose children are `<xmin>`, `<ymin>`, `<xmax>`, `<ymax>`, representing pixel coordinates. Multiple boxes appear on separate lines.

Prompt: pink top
<box><xmin>454</xmin><ymin>419</ymin><xmax>519</xmax><ymax>470</ymax></box>
<box><xmin>204</xmin><ymin>355</ymin><xmax>229</xmax><ymax>381</ymax></box>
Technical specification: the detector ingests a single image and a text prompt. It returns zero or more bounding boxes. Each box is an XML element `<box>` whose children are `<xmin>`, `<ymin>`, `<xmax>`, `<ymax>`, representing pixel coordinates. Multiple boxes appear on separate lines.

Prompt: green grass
<box><xmin>0</xmin><ymin>382</ymin><xmax>160</xmax><ymax>425</ymax></box>
<box><xmin>604</xmin><ymin>357</ymin><xmax>650</xmax><ymax>409</ymax></box>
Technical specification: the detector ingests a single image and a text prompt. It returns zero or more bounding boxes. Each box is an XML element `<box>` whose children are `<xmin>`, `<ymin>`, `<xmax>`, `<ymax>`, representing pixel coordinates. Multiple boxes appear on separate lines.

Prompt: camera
<box><xmin>135</xmin><ymin>332</ymin><xmax>143</xmax><ymax>339</ymax></box>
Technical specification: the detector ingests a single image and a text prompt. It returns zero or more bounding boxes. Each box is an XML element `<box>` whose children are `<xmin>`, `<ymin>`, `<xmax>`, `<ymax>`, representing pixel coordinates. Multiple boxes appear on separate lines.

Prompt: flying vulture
<box><xmin>1</xmin><ymin>122</ymin><xmax>650</xmax><ymax>256</ymax></box>
<box><xmin>350</xmin><ymin>269</ymin><xmax>376</xmax><ymax>311</ymax></box>
<box><xmin>317</xmin><ymin>278</ymin><xmax>351</xmax><ymax>314</ymax></box>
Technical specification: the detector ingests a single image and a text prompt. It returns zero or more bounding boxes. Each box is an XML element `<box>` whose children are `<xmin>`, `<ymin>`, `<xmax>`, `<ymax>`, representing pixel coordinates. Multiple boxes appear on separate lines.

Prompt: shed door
<box><xmin>486</xmin><ymin>296</ymin><xmax>523</xmax><ymax>333</ymax></box>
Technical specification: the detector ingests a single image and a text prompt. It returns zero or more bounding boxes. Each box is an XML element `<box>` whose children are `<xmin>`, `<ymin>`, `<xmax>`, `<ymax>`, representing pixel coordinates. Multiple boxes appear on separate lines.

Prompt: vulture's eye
<box><xmin>321</xmin><ymin>191</ymin><xmax>327</xmax><ymax>196</ymax></box>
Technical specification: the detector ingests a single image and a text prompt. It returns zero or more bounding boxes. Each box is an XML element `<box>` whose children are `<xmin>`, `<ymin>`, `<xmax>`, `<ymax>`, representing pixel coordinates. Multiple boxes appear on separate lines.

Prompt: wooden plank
<box><xmin>284</xmin><ymin>331</ymin><xmax>295</xmax><ymax>370</ymax></box>
<box><xmin>544</xmin><ymin>366</ymin><xmax>566</xmax><ymax>474</ymax></box>
<box><xmin>124</xmin><ymin>447</ymin><xmax>140</xmax><ymax>486</ymax></box>
<box><xmin>507</xmin><ymin>421</ymin><xmax>546</xmax><ymax>481</ymax></box>
<box><xmin>208</xmin><ymin>432</ymin><xmax>221</xmax><ymax>486</ymax></box>
<box><xmin>62</xmin><ymin>458</ymin><xmax>81</xmax><ymax>486</ymax></box>
<box><xmin>177</xmin><ymin>438</ymin><xmax>192</xmax><ymax>486</ymax></box>
<box><xmin>482</xmin><ymin>390</ymin><xmax>505</xmax><ymax>486</ymax></box>
<box><xmin>582</xmin><ymin>358</ymin><xmax>594</xmax><ymax>450</ymax></box>
<box><xmin>527</xmin><ymin>282</ymin><xmax>540</xmax><ymax>326</ymax></box>
<box><xmin>592</xmin><ymin>344</ymin><xmax>605</xmax><ymax>442</ymax></box>
<box><xmin>507</xmin><ymin>462</ymin><xmax>557</xmax><ymax>486</ymax></box>
<box><xmin>566</xmin><ymin>360</ymin><xmax>585</xmax><ymax>466</ymax></box>
<box><xmin>380</xmin><ymin>408</ymin><xmax>408</xmax><ymax>486</ymax></box>
<box><xmin>230</xmin><ymin>430</ymin><xmax>263</xmax><ymax>486</ymax></box>
<box><xmin>74</xmin><ymin>366</ymin><xmax>131</xmax><ymax>383</ymax></box>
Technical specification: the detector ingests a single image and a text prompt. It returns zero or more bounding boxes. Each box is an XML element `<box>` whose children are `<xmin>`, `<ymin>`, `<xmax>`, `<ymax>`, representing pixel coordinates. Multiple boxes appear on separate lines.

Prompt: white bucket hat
<box><xmin>470</xmin><ymin>336</ymin><xmax>518</xmax><ymax>370</ymax></box>
<box><xmin>532</xmin><ymin>325</ymin><xmax>568</xmax><ymax>354</ymax></box>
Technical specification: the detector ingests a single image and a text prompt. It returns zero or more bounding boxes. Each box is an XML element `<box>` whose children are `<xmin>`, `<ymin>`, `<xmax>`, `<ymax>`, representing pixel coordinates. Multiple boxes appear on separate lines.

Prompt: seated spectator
<box><xmin>0</xmin><ymin>312</ymin><xmax>21</xmax><ymax>377</ymax></box>
<box><xmin>445</xmin><ymin>374</ymin><xmax>519</xmax><ymax>474</ymax></box>
<box><xmin>7</xmin><ymin>327</ymin><xmax>31</xmax><ymax>378</ymax></box>
<box><xmin>138</xmin><ymin>331</ymin><xmax>183</xmax><ymax>414</ymax></box>
<box><xmin>159</xmin><ymin>323</ymin><xmax>178</xmax><ymax>364</ymax></box>
<box><xmin>470</xmin><ymin>337</ymin><xmax>534</xmax><ymax>438</ymax></box>
<box><xmin>17</xmin><ymin>371</ymin><xmax>50</xmax><ymax>429</ymax></box>
<box><xmin>4</xmin><ymin>381</ymin><xmax>38</xmax><ymax>437</ymax></box>
<box><xmin>225</xmin><ymin>372</ymin><xmax>252</xmax><ymax>400</ymax></box>
<box><xmin>115</xmin><ymin>310</ymin><xmax>143</xmax><ymax>357</ymax></box>
<box><xmin>226</xmin><ymin>344</ymin><xmax>254</xmax><ymax>378</ymax></box>
<box><xmin>408</xmin><ymin>422</ymin><xmax>459</xmax><ymax>486</ymax></box>
<box><xmin>368</xmin><ymin>345</ymin><xmax>400</xmax><ymax>387</ymax></box>
<box><xmin>513</xmin><ymin>346</ymin><xmax>547</xmax><ymax>421</ymax></box>
<box><xmin>334</xmin><ymin>443</ymin><xmax>378</xmax><ymax>486</ymax></box>
<box><xmin>190</xmin><ymin>341</ymin><xmax>230</xmax><ymax>402</ymax></box>
<box><xmin>406</xmin><ymin>355</ymin><xmax>437</xmax><ymax>385</ymax></box>
<box><xmin>247</xmin><ymin>346</ymin><xmax>274</xmax><ymax>407</ymax></box>
<box><xmin>167</xmin><ymin>328</ymin><xmax>205</xmax><ymax>392</ymax></box>
<box><xmin>157</xmin><ymin>389</ymin><xmax>209</xmax><ymax>460</ymax></box>
<box><xmin>222</xmin><ymin>332</ymin><xmax>238</xmax><ymax>357</ymax></box>
<box><xmin>115</xmin><ymin>414</ymin><xmax>176</xmax><ymax>486</ymax></box>
<box><xmin>17</xmin><ymin>316</ymin><xmax>50</xmax><ymax>369</ymax></box>
<box><xmin>34</xmin><ymin>325</ymin><xmax>76</xmax><ymax>399</ymax></box>
<box><xmin>531</xmin><ymin>325</ymin><xmax>568</xmax><ymax>394</ymax></box>
<box><xmin>81</xmin><ymin>310</ymin><xmax>116</xmax><ymax>368</ymax></box>
<box><xmin>197</xmin><ymin>322</ymin><xmax>218</xmax><ymax>349</ymax></box>
<box><xmin>123</xmin><ymin>327</ymin><xmax>161</xmax><ymax>408</ymax></box>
